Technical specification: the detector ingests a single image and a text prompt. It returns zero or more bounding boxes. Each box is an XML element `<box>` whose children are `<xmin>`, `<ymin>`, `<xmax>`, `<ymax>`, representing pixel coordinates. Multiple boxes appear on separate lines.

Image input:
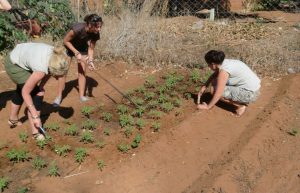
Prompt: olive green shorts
<box><xmin>4</xmin><ymin>55</ymin><xmax>31</xmax><ymax>84</ymax></box>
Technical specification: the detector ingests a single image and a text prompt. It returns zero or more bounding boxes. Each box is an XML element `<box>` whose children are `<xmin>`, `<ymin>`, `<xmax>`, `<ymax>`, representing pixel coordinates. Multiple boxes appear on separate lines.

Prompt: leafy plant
<box><xmin>0</xmin><ymin>177</ymin><xmax>9</xmax><ymax>192</ymax></box>
<box><xmin>117</xmin><ymin>143</ymin><xmax>130</xmax><ymax>153</ymax></box>
<box><xmin>147</xmin><ymin>100</ymin><xmax>159</xmax><ymax>109</ymax></box>
<box><xmin>54</xmin><ymin>145</ymin><xmax>71</xmax><ymax>157</ymax></box>
<box><xmin>17</xmin><ymin>187</ymin><xmax>29</xmax><ymax>193</ymax></box>
<box><xmin>81</xmin><ymin>106</ymin><xmax>94</xmax><ymax>118</ymax></box>
<box><xmin>148</xmin><ymin>110</ymin><xmax>163</xmax><ymax>119</ymax></box>
<box><xmin>131</xmin><ymin>106</ymin><xmax>146</xmax><ymax>117</ymax></box>
<box><xmin>125</xmin><ymin>89</ymin><xmax>135</xmax><ymax>96</ymax></box>
<box><xmin>160</xmin><ymin>102</ymin><xmax>174</xmax><ymax>112</ymax></box>
<box><xmin>80</xmin><ymin>131</ymin><xmax>94</xmax><ymax>144</ymax></box>
<box><xmin>136</xmin><ymin>118</ymin><xmax>146</xmax><ymax>129</ymax></box>
<box><xmin>102</xmin><ymin>112</ymin><xmax>113</xmax><ymax>122</ymax></box>
<box><xmin>183</xmin><ymin>92</ymin><xmax>192</xmax><ymax>100</ymax></box>
<box><xmin>97</xmin><ymin>160</ymin><xmax>105</xmax><ymax>171</ymax></box>
<box><xmin>144</xmin><ymin>91</ymin><xmax>156</xmax><ymax>101</ymax></box>
<box><xmin>32</xmin><ymin>156</ymin><xmax>47</xmax><ymax>170</ymax></box>
<box><xmin>135</xmin><ymin>86</ymin><xmax>146</xmax><ymax>94</ymax></box>
<box><xmin>36</xmin><ymin>135</ymin><xmax>52</xmax><ymax>149</ymax></box>
<box><xmin>6</xmin><ymin>149</ymin><xmax>30</xmax><ymax>163</ymax></box>
<box><xmin>151</xmin><ymin>122</ymin><xmax>161</xmax><ymax>132</ymax></box>
<box><xmin>144</xmin><ymin>75</ymin><xmax>157</xmax><ymax>88</ymax></box>
<box><xmin>48</xmin><ymin>162</ymin><xmax>60</xmax><ymax>177</ymax></box>
<box><xmin>19</xmin><ymin>131</ymin><xmax>28</xmax><ymax>143</ymax></box>
<box><xmin>65</xmin><ymin>124</ymin><xmax>79</xmax><ymax>136</ymax></box>
<box><xmin>190</xmin><ymin>69</ymin><xmax>201</xmax><ymax>83</ymax></box>
<box><xmin>124</xmin><ymin>126</ymin><xmax>134</xmax><ymax>138</ymax></box>
<box><xmin>131</xmin><ymin>133</ymin><xmax>142</xmax><ymax>148</ymax></box>
<box><xmin>119</xmin><ymin>114</ymin><xmax>134</xmax><ymax>127</ymax></box>
<box><xmin>75</xmin><ymin>148</ymin><xmax>87</xmax><ymax>163</ymax></box>
<box><xmin>81</xmin><ymin>119</ymin><xmax>97</xmax><ymax>130</ymax></box>
<box><xmin>158</xmin><ymin>94</ymin><xmax>168</xmax><ymax>103</ymax></box>
<box><xmin>103</xmin><ymin>128</ymin><xmax>111</xmax><ymax>136</ymax></box>
<box><xmin>116</xmin><ymin>104</ymin><xmax>129</xmax><ymax>114</ymax></box>
<box><xmin>96</xmin><ymin>140</ymin><xmax>106</xmax><ymax>149</ymax></box>
<box><xmin>288</xmin><ymin>128</ymin><xmax>298</xmax><ymax>136</ymax></box>
<box><xmin>173</xmin><ymin>98</ymin><xmax>182</xmax><ymax>107</ymax></box>
<box><xmin>131</xmin><ymin>97</ymin><xmax>144</xmax><ymax>106</ymax></box>
<box><xmin>44</xmin><ymin>122</ymin><xmax>60</xmax><ymax>131</ymax></box>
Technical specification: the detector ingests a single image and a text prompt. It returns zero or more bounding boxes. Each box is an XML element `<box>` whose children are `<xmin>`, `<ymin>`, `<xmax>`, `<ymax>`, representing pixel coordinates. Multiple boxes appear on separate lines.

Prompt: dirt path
<box><xmin>0</xmin><ymin>63</ymin><xmax>299</xmax><ymax>193</ymax></box>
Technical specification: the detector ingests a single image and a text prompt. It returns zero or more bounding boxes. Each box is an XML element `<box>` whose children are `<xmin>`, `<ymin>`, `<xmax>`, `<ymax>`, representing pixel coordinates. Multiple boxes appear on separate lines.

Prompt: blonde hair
<box><xmin>48</xmin><ymin>46</ymin><xmax>69</xmax><ymax>76</ymax></box>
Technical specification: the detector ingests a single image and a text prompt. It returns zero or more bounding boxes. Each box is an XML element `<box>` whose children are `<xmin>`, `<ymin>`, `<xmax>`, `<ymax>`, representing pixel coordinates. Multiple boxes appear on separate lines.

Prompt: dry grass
<box><xmin>96</xmin><ymin>10</ymin><xmax>300</xmax><ymax>77</ymax></box>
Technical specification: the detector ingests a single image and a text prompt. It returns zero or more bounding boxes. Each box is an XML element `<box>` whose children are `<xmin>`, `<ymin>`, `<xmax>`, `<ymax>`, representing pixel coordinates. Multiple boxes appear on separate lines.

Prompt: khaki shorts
<box><xmin>4</xmin><ymin>55</ymin><xmax>31</xmax><ymax>84</ymax></box>
<box><xmin>223</xmin><ymin>86</ymin><xmax>260</xmax><ymax>104</ymax></box>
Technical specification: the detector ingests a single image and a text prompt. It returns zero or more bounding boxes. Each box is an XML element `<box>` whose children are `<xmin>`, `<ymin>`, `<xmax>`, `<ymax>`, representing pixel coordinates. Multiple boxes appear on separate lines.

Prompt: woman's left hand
<box><xmin>197</xmin><ymin>102</ymin><xmax>209</xmax><ymax>110</ymax></box>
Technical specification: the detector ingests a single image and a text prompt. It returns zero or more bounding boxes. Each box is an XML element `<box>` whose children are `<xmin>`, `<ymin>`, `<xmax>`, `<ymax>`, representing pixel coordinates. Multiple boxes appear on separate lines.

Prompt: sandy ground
<box><xmin>0</xmin><ymin>61</ymin><xmax>299</xmax><ymax>193</ymax></box>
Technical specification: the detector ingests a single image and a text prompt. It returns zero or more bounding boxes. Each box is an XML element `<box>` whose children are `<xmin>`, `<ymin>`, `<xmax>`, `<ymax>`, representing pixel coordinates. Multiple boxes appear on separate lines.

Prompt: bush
<box><xmin>0</xmin><ymin>0</ymin><xmax>75</xmax><ymax>52</ymax></box>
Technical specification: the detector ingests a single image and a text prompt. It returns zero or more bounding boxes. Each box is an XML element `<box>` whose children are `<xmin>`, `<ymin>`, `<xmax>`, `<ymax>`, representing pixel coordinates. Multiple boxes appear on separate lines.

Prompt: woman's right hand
<box><xmin>197</xmin><ymin>86</ymin><xmax>206</xmax><ymax>104</ymax></box>
<box><xmin>32</xmin><ymin>117</ymin><xmax>42</xmax><ymax>128</ymax></box>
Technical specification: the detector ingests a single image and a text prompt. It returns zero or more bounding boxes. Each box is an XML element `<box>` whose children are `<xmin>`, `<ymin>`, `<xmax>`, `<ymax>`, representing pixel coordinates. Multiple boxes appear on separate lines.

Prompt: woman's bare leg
<box><xmin>78</xmin><ymin>59</ymin><xmax>87</xmax><ymax>99</ymax></box>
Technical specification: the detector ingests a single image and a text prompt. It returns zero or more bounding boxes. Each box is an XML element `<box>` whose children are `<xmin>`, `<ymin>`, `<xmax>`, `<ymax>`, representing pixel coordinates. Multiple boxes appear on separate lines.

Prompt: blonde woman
<box><xmin>5</xmin><ymin>42</ymin><xmax>70</xmax><ymax>140</ymax></box>
<box><xmin>53</xmin><ymin>14</ymin><xmax>103</xmax><ymax>107</ymax></box>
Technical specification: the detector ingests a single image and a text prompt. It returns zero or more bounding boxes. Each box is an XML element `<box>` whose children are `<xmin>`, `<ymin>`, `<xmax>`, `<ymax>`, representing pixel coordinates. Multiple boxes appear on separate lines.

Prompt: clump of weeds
<box><xmin>81</xmin><ymin>106</ymin><xmax>94</xmax><ymax>118</ymax></box>
<box><xmin>151</xmin><ymin>122</ymin><xmax>161</xmax><ymax>132</ymax></box>
<box><xmin>32</xmin><ymin>156</ymin><xmax>47</xmax><ymax>170</ymax></box>
<box><xmin>44</xmin><ymin>122</ymin><xmax>60</xmax><ymax>131</ymax></box>
<box><xmin>136</xmin><ymin>118</ymin><xmax>146</xmax><ymax>129</ymax></box>
<box><xmin>54</xmin><ymin>145</ymin><xmax>71</xmax><ymax>157</ymax></box>
<box><xmin>65</xmin><ymin>124</ymin><xmax>79</xmax><ymax>136</ymax></box>
<box><xmin>0</xmin><ymin>177</ymin><xmax>9</xmax><ymax>192</ymax></box>
<box><xmin>119</xmin><ymin>114</ymin><xmax>134</xmax><ymax>127</ymax></box>
<box><xmin>148</xmin><ymin>110</ymin><xmax>163</xmax><ymax>119</ymax></box>
<box><xmin>75</xmin><ymin>148</ymin><xmax>88</xmax><ymax>163</ymax></box>
<box><xmin>160</xmin><ymin>102</ymin><xmax>174</xmax><ymax>112</ymax></box>
<box><xmin>131</xmin><ymin>133</ymin><xmax>142</xmax><ymax>148</ymax></box>
<box><xmin>80</xmin><ymin>131</ymin><xmax>94</xmax><ymax>144</ymax></box>
<box><xmin>124</xmin><ymin>126</ymin><xmax>134</xmax><ymax>138</ymax></box>
<box><xmin>6</xmin><ymin>148</ymin><xmax>30</xmax><ymax>163</ymax></box>
<box><xmin>288</xmin><ymin>128</ymin><xmax>298</xmax><ymax>136</ymax></box>
<box><xmin>19</xmin><ymin>131</ymin><xmax>28</xmax><ymax>143</ymax></box>
<box><xmin>117</xmin><ymin>104</ymin><xmax>129</xmax><ymax>114</ymax></box>
<box><xmin>81</xmin><ymin>119</ymin><xmax>97</xmax><ymax>130</ymax></box>
<box><xmin>102</xmin><ymin>112</ymin><xmax>112</xmax><ymax>122</ymax></box>
<box><xmin>96</xmin><ymin>140</ymin><xmax>106</xmax><ymax>149</ymax></box>
<box><xmin>117</xmin><ymin>143</ymin><xmax>130</xmax><ymax>153</ymax></box>
<box><xmin>97</xmin><ymin>160</ymin><xmax>105</xmax><ymax>171</ymax></box>
<box><xmin>48</xmin><ymin>161</ymin><xmax>60</xmax><ymax>177</ymax></box>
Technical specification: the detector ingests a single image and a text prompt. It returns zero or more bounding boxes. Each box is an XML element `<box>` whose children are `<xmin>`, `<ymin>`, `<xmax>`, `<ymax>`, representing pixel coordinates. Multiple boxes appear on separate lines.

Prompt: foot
<box><xmin>8</xmin><ymin>119</ymin><xmax>22</xmax><ymax>128</ymax></box>
<box><xmin>53</xmin><ymin>97</ymin><xmax>62</xmax><ymax>107</ymax></box>
<box><xmin>236</xmin><ymin>105</ymin><xmax>247</xmax><ymax>116</ymax></box>
<box><xmin>80</xmin><ymin>96</ymin><xmax>89</xmax><ymax>103</ymax></box>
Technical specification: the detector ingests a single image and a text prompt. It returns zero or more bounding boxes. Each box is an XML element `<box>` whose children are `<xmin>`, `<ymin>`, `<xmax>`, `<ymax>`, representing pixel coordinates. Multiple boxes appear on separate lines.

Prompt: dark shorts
<box><xmin>66</xmin><ymin>47</ymin><xmax>88</xmax><ymax>57</ymax></box>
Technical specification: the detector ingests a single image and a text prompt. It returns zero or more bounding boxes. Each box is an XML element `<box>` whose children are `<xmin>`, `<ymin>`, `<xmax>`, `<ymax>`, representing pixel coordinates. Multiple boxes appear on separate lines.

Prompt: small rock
<box><xmin>287</xmin><ymin>68</ymin><xmax>296</xmax><ymax>74</ymax></box>
<box><xmin>95</xmin><ymin>180</ymin><xmax>104</xmax><ymax>185</ymax></box>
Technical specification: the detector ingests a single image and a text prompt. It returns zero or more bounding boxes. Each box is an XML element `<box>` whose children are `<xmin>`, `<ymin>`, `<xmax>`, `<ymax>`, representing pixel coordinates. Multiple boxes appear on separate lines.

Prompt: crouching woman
<box><xmin>197</xmin><ymin>50</ymin><xmax>261</xmax><ymax>116</ymax></box>
<box><xmin>5</xmin><ymin>42</ymin><xmax>70</xmax><ymax>140</ymax></box>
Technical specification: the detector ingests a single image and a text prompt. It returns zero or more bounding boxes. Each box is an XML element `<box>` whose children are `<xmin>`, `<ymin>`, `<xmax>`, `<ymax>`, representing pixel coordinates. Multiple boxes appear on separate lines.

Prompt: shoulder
<box><xmin>71</xmin><ymin>23</ymin><xmax>86</xmax><ymax>32</ymax></box>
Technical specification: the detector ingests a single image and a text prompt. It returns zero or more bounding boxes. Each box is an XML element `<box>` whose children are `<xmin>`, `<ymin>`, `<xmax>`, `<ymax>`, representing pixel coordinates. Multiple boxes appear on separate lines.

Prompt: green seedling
<box><xmin>54</xmin><ymin>145</ymin><xmax>71</xmax><ymax>157</ymax></box>
<box><xmin>44</xmin><ymin>122</ymin><xmax>60</xmax><ymax>131</ymax></box>
<box><xmin>116</xmin><ymin>104</ymin><xmax>129</xmax><ymax>114</ymax></box>
<box><xmin>75</xmin><ymin>148</ymin><xmax>87</xmax><ymax>163</ymax></box>
<box><xmin>173</xmin><ymin>98</ymin><xmax>182</xmax><ymax>107</ymax></box>
<box><xmin>36</xmin><ymin>135</ymin><xmax>52</xmax><ymax>150</ymax></box>
<box><xmin>0</xmin><ymin>177</ymin><xmax>9</xmax><ymax>192</ymax></box>
<box><xmin>183</xmin><ymin>92</ymin><xmax>192</xmax><ymax>100</ymax></box>
<box><xmin>80</xmin><ymin>131</ymin><xmax>94</xmax><ymax>144</ymax></box>
<box><xmin>131</xmin><ymin>97</ymin><xmax>144</xmax><ymax>106</ymax></box>
<box><xmin>125</xmin><ymin>89</ymin><xmax>135</xmax><ymax>96</ymax></box>
<box><xmin>96</xmin><ymin>140</ymin><xmax>106</xmax><ymax>149</ymax></box>
<box><xmin>19</xmin><ymin>131</ymin><xmax>28</xmax><ymax>143</ymax></box>
<box><xmin>48</xmin><ymin>162</ymin><xmax>60</xmax><ymax>177</ymax></box>
<box><xmin>102</xmin><ymin>112</ymin><xmax>112</xmax><ymax>122</ymax></box>
<box><xmin>131</xmin><ymin>106</ymin><xmax>146</xmax><ymax>117</ymax></box>
<box><xmin>148</xmin><ymin>110</ymin><xmax>163</xmax><ymax>119</ymax></box>
<box><xmin>63</xmin><ymin>119</ymin><xmax>72</xmax><ymax>125</ymax></box>
<box><xmin>103</xmin><ymin>128</ymin><xmax>111</xmax><ymax>136</ymax></box>
<box><xmin>32</xmin><ymin>156</ymin><xmax>47</xmax><ymax>170</ymax></box>
<box><xmin>124</xmin><ymin>126</ymin><xmax>134</xmax><ymax>138</ymax></box>
<box><xmin>144</xmin><ymin>91</ymin><xmax>156</xmax><ymax>101</ymax></box>
<box><xmin>135</xmin><ymin>86</ymin><xmax>146</xmax><ymax>94</ymax></box>
<box><xmin>288</xmin><ymin>128</ymin><xmax>298</xmax><ymax>136</ymax></box>
<box><xmin>119</xmin><ymin>114</ymin><xmax>134</xmax><ymax>127</ymax></box>
<box><xmin>147</xmin><ymin>100</ymin><xmax>159</xmax><ymax>109</ymax></box>
<box><xmin>190</xmin><ymin>68</ymin><xmax>201</xmax><ymax>83</ymax></box>
<box><xmin>97</xmin><ymin>160</ymin><xmax>105</xmax><ymax>171</ymax></box>
<box><xmin>160</xmin><ymin>102</ymin><xmax>174</xmax><ymax>112</ymax></box>
<box><xmin>131</xmin><ymin>133</ymin><xmax>142</xmax><ymax>148</ymax></box>
<box><xmin>81</xmin><ymin>119</ymin><xmax>97</xmax><ymax>130</ymax></box>
<box><xmin>158</xmin><ymin>85</ymin><xmax>167</xmax><ymax>94</ymax></box>
<box><xmin>117</xmin><ymin>143</ymin><xmax>129</xmax><ymax>153</ymax></box>
<box><xmin>81</xmin><ymin>106</ymin><xmax>94</xmax><ymax>118</ymax></box>
<box><xmin>151</xmin><ymin>122</ymin><xmax>161</xmax><ymax>132</ymax></box>
<box><xmin>65</xmin><ymin>124</ymin><xmax>79</xmax><ymax>136</ymax></box>
<box><xmin>144</xmin><ymin>75</ymin><xmax>157</xmax><ymax>88</ymax></box>
<box><xmin>17</xmin><ymin>187</ymin><xmax>29</xmax><ymax>193</ymax></box>
<box><xmin>6</xmin><ymin>148</ymin><xmax>30</xmax><ymax>163</ymax></box>
<box><xmin>158</xmin><ymin>94</ymin><xmax>168</xmax><ymax>103</ymax></box>
<box><xmin>136</xmin><ymin>118</ymin><xmax>146</xmax><ymax>129</ymax></box>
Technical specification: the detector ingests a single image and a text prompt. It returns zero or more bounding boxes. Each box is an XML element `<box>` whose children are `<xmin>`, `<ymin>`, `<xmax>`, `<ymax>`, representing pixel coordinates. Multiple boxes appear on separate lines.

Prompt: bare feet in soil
<box><xmin>236</xmin><ymin>105</ymin><xmax>246</xmax><ymax>116</ymax></box>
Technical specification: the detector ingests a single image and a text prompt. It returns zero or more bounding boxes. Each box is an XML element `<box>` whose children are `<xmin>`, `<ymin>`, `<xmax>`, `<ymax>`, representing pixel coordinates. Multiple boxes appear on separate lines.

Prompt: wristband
<box><xmin>75</xmin><ymin>52</ymin><xmax>80</xmax><ymax>56</ymax></box>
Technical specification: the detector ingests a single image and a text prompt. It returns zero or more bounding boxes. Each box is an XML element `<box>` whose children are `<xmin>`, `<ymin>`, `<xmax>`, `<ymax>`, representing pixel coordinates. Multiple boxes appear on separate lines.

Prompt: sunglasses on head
<box><xmin>91</xmin><ymin>15</ymin><xmax>102</xmax><ymax>24</ymax></box>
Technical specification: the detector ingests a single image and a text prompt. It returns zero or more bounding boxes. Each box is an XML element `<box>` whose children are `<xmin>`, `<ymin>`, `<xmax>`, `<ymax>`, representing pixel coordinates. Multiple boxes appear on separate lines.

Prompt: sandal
<box><xmin>32</xmin><ymin>133</ymin><xmax>45</xmax><ymax>141</ymax></box>
<box><xmin>8</xmin><ymin>119</ymin><xmax>22</xmax><ymax>128</ymax></box>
